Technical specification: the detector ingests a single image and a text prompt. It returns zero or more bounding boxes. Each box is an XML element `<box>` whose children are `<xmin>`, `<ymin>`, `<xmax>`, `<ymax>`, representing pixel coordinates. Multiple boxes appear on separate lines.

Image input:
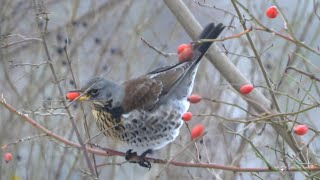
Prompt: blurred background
<box><xmin>1</xmin><ymin>0</ymin><xmax>320</xmax><ymax>179</ymax></box>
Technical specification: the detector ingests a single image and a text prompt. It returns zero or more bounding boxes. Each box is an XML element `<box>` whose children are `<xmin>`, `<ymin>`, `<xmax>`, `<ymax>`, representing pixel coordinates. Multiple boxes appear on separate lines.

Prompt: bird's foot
<box><xmin>125</xmin><ymin>149</ymin><xmax>152</xmax><ymax>170</ymax></box>
<box><xmin>138</xmin><ymin>149</ymin><xmax>152</xmax><ymax>169</ymax></box>
<box><xmin>125</xmin><ymin>149</ymin><xmax>137</xmax><ymax>161</ymax></box>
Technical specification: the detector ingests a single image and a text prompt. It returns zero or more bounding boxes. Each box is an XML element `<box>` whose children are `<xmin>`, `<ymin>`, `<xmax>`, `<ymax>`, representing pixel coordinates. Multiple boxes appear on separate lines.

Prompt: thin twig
<box><xmin>235</xmin><ymin>1</ymin><xmax>320</xmax><ymax>57</ymax></box>
<box><xmin>2</xmin><ymin>133</ymin><xmax>48</xmax><ymax>150</ymax></box>
<box><xmin>196</xmin><ymin>27</ymin><xmax>252</xmax><ymax>43</ymax></box>
<box><xmin>156</xmin><ymin>133</ymin><xmax>207</xmax><ymax>179</ymax></box>
<box><xmin>63</xmin><ymin>41</ymin><xmax>99</xmax><ymax>178</ymax></box>
<box><xmin>33</xmin><ymin>4</ymin><xmax>96</xmax><ymax>176</ymax></box>
<box><xmin>286</xmin><ymin>66</ymin><xmax>320</xmax><ymax>82</ymax></box>
<box><xmin>196</xmin><ymin>1</ymin><xmax>238</xmax><ymax>18</ymax></box>
<box><xmin>140</xmin><ymin>37</ymin><xmax>176</xmax><ymax>57</ymax></box>
<box><xmin>0</xmin><ymin>38</ymin><xmax>42</xmax><ymax>49</ymax></box>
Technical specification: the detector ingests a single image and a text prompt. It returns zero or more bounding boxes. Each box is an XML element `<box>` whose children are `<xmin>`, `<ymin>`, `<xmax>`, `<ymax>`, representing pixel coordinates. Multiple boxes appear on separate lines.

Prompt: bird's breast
<box><xmin>91</xmin><ymin>109</ymin><xmax>125</xmax><ymax>140</ymax></box>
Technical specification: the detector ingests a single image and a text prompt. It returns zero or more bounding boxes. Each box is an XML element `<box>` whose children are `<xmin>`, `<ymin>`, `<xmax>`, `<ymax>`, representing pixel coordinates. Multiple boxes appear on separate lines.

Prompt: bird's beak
<box><xmin>66</xmin><ymin>90</ymin><xmax>90</xmax><ymax>101</ymax></box>
<box><xmin>78</xmin><ymin>94</ymin><xmax>90</xmax><ymax>101</ymax></box>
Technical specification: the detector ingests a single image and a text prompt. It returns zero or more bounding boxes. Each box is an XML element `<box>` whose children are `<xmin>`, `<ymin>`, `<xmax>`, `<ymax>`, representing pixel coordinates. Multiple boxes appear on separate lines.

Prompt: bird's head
<box><xmin>72</xmin><ymin>77</ymin><xmax>125</xmax><ymax>110</ymax></box>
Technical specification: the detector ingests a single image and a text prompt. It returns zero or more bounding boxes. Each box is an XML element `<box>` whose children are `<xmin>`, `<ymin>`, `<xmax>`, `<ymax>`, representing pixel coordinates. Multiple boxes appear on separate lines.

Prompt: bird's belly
<box><xmin>92</xmin><ymin>99</ymin><xmax>189</xmax><ymax>152</ymax></box>
<box><xmin>121</xmin><ymin>100</ymin><xmax>189</xmax><ymax>152</ymax></box>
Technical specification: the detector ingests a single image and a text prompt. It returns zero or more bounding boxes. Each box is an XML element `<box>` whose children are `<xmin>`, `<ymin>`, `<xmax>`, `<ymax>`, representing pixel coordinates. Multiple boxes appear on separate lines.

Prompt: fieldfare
<box><xmin>69</xmin><ymin>23</ymin><xmax>225</xmax><ymax>168</ymax></box>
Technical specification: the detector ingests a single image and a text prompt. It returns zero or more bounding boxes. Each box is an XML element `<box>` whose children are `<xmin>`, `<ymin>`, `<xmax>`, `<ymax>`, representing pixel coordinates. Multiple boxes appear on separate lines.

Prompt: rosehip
<box><xmin>191</xmin><ymin>124</ymin><xmax>205</xmax><ymax>139</ymax></box>
<box><xmin>4</xmin><ymin>153</ymin><xmax>12</xmax><ymax>163</ymax></box>
<box><xmin>66</xmin><ymin>91</ymin><xmax>80</xmax><ymax>101</ymax></box>
<box><xmin>178</xmin><ymin>47</ymin><xmax>193</xmax><ymax>62</ymax></box>
<box><xmin>266</xmin><ymin>6</ymin><xmax>278</xmax><ymax>19</ymax></box>
<box><xmin>188</xmin><ymin>94</ymin><xmax>202</xmax><ymax>104</ymax></box>
<box><xmin>240</xmin><ymin>84</ymin><xmax>254</xmax><ymax>94</ymax></box>
<box><xmin>182</xmin><ymin>112</ymin><xmax>193</xmax><ymax>121</ymax></box>
<box><xmin>177</xmin><ymin>44</ymin><xmax>192</xmax><ymax>54</ymax></box>
<box><xmin>294</xmin><ymin>124</ymin><xmax>308</xmax><ymax>135</ymax></box>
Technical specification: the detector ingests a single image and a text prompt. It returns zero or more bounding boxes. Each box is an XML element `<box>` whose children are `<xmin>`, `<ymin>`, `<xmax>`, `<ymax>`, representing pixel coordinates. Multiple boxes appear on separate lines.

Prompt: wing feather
<box><xmin>122</xmin><ymin>76</ymin><xmax>162</xmax><ymax>112</ymax></box>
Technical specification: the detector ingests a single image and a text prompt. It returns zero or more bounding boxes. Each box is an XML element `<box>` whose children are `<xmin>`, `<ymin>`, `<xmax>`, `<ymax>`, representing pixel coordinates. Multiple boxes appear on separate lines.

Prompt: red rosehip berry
<box><xmin>182</xmin><ymin>112</ymin><xmax>193</xmax><ymax>121</ymax></box>
<box><xmin>4</xmin><ymin>153</ymin><xmax>12</xmax><ymax>163</ymax></box>
<box><xmin>188</xmin><ymin>94</ymin><xmax>202</xmax><ymax>104</ymax></box>
<box><xmin>294</xmin><ymin>124</ymin><xmax>308</xmax><ymax>135</ymax></box>
<box><xmin>266</xmin><ymin>6</ymin><xmax>278</xmax><ymax>19</ymax></box>
<box><xmin>191</xmin><ymin>124</ymin><xmax>205</xmax><ymax>139</ymax></box>
<box><xmin>66</xmin><ymin>91</ymin><xmax>80</xmax><ymax>101</ymax></box>
<box><xmin>178</xmin><ymin>47</ymin><xmax>193</xmax><ymax>62</ymax></box>
<box><xmin>240</xmin><ymin>84</ymin><xmax>254</xmax><ymax>94</ymax></box>
<box><xmin>177</xmin><ymin>44</ymin><xmax>192</xmax><ymax>54</ymax></box>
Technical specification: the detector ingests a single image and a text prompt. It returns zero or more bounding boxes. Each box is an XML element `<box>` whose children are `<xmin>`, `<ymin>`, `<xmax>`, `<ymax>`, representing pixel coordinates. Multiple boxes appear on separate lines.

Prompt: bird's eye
<box><xmin>90</xmin><ymin>89</ymin><xmax>99</xmax><ymax>96</ymax></box>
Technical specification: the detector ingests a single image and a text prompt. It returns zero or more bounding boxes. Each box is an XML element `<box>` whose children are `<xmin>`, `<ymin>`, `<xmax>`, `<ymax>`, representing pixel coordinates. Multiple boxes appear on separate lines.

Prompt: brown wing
<box><xmin>122</xmin><ymin>76</ymin><xmax>163</xmax><ymax>112</ymax></box>
<box><xmin>121</xmin><ymin>61</ymin><xmax>194</xmax><ymax>112</ymax></box>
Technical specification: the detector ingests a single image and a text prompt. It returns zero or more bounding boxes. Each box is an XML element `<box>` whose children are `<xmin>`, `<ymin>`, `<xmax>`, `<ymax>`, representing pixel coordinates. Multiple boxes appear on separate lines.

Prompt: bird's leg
<box><xmin>138</xmin><ymin>149</ymin><xmax>152</xmax><ymax>169</ymax></box>
<box><xmin>125</xmin><ymin>149</ymin><xmax>152</xmax><ymax>169</ymax></box>
<box><xmin>125</xmin><ymin>149</ymin><xmax>138</xmax><ymax>161</ymax></box>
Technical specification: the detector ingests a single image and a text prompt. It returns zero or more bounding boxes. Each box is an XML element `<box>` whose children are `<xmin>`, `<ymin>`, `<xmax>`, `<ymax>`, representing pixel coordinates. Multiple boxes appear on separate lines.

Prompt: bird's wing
<box><xmin>147</xmin><ymin>60</ymin><xmax>196</xmax><ymax>97</ymax></box>
<box><xmin>121</xmin><ymin>60</ymin><xmax>196</xmax><ymax>112</ymax></box>
<box><xmin>122</xmin><ymin>76</ymin><xmax>163</xmax><ymax>112</ymax></box>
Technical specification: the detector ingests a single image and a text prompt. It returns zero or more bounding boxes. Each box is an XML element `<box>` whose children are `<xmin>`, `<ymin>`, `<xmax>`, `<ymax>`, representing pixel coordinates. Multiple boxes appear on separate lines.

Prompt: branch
<box><xmin>2</xmin><ymin>98</ymin><xmax>320</xmax><ymax>172</ymax></box>
<box><xmin>0</xmin><ymin>37</ymin><xmax>42</xmax><ymax>49</ymax></box>
<box><xmin>196</xmin><ymin>27</ymin><xmax>252</xmax><ymax>43</ymax></box>
<box><xmin>140</xmin><ymin>37</ymin><xmax>176</xmax><ymax>57</ymax></box>
<box><xmin>33</xmin><ymin>2</ymin><xmax>95</xmax><ymax>175</ymax></box>
<box><xmin>286</xmin><ymin>66</ymin><xmax>320</xmax><ymax>82</ymax></box>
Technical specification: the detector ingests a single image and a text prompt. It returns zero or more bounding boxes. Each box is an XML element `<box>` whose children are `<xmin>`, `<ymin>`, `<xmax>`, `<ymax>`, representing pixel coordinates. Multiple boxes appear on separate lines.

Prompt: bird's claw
<box><xmin>125</xmin><ymin>149</ymin><xmax>152</xmax><ymax>169</ymax></box>
<box><xmin>125</xmin><ymin>149</ymin><xmax>137</xmax><ymax>161</ymax></box>
<box><xmin>139</xmin><ymin>158</ymin><xmax>151</xmax><ymax>170</ymax></box>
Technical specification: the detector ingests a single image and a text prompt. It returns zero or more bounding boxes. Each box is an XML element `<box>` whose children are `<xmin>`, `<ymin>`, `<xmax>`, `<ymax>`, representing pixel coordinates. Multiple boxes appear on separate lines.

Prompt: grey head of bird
<box><xmin>78</xmin><ymin>77</ymin><xmax>125</xmax><ymax>110</ymax></box>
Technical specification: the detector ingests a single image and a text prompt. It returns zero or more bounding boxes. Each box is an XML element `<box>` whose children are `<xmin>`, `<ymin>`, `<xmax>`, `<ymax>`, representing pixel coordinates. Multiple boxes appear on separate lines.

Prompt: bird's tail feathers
<box><xmin>193</xmin><ymin>23</ymin><xmax>225</xmax><ymax>63</ymax></box>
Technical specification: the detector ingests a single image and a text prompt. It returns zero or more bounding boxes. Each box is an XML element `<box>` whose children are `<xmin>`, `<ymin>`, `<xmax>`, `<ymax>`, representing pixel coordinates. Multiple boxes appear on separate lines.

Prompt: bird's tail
<box><xmin>193</xmin><ymin>23</ymin><xmax>225</xmax><ymax>64</ymax></box>
<box><xmin>147</xmin><ymin>23</ymin><xmax>225</xmax><ymax>76</ymax></box>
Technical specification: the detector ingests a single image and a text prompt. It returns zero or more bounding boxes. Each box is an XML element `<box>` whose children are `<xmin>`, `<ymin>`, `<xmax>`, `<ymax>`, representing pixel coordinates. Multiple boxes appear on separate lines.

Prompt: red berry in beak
<box><xmin>66</xmin><ymin>91</ymin><xmax>80</xmax><ymax>101</ymax></box>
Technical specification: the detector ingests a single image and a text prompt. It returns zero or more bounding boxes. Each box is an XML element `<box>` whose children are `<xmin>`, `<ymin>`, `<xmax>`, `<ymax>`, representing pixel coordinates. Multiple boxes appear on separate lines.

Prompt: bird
<box><xmin>69</xmin><ymin>23</ymin><xmax>225</xmax><ymax>169</ymax></box>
